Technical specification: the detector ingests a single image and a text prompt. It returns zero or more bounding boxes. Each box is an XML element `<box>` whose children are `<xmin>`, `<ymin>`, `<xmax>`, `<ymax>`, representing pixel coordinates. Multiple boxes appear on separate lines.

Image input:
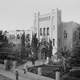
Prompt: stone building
<box><xmin>5</xmin><ymin>29</ymin><xmax>32</xmax><ymax>44</ymax></box>
<box><xmin>33</xmin><ymin>8</ymin><xmax>80</xmax><ymax>57</ymax></box>
<box><xmin>34</xmin><ymin>8</ymin><xmax>62</xmax><ymax>55</ymax></box>
<box><xmin>62</xmin><ymin>22</ymin><xmax>80</xmax><ymax>51</ymax></box>
<box><xmin>5</xmin><ymin>29</ymin><xmax>33</xmax><ymax>56</ymax></box>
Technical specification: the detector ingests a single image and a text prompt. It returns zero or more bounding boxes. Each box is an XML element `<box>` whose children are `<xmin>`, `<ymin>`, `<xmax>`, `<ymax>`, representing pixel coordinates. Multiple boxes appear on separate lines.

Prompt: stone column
<box><xmin>56</xmin><ymin>71</ymin><xmax>60</xmax><ymax>80</ymax></box>
<box><xmin>4</xmin><ymin>60</ymin><xmax>7</xmax><ymax>70</ymax></box>
<box><xmin>43</xmin><ymin>52</ymin><xmax>45</xmax><ymax>64</ymax></box>
<box><xmin>12</xmin><ymin>61</ymin><xmax>17</xmax><ymax>70</ymax></box>
<box><xmin>38</xmin><ymin>67</ymin><xmax>42</xmax><ymax>75</ymax></box>
<box><xmin>38</xmin><ymin>52</ymin><xmax>41</xmax><ymax>60</ymax></box>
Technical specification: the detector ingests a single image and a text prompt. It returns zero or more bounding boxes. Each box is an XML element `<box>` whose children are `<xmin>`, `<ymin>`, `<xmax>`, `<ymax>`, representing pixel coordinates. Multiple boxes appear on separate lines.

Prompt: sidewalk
<box><xmin>0</xmin><ymin>60</ymin><xmax>44</xmax><ymax>80</ymax></box>
<box><xmin>16</xmin><ymin>60</ymin><xmax>54</xmax><ymax>80</ymax></box>
<box><xmin>15</xmin><ymin>68</ymin><xmax>54</xmax><ymax>80</ymax></box>
<box><xmin>0</xmin><ymin>68</ymin><xmax>54</xmax><ymax>80</ymax></box>
<box><xmin>0</xmin><ymin>60</ymin><xmax>54</xmax><ymax>80</ymax></box>
<box><xmin>0</xmin><ymin>69</ymin><xmax>31</xmax><ymax>80</ymax></box>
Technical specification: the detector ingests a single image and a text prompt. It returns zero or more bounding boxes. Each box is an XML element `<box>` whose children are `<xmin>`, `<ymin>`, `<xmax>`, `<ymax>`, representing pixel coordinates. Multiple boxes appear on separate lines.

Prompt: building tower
<box><xmin>34</xmin><ymin>8</ymin><xmax>62</xmax><ymax>55</ymax></box>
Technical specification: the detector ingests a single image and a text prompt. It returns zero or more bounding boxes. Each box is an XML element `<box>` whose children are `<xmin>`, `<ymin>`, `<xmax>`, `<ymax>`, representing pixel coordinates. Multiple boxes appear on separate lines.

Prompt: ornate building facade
<box><xmin>34</xmin><ymin>8</ymin><xmax>62</xmax><ymax>55</ymax></box>
<box><xmin>34</xmin><ymin>8</ymin><xmax>80</xmax><ymax>56</ymax></box>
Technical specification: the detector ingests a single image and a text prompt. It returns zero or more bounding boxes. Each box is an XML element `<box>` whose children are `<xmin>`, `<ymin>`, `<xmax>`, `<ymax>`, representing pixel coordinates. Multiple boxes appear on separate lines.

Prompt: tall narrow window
<box><xmin>47</xmin><ymin>27</ymin><xmax>49</xmax><ymax>35</ymax></box>
<box><xmin>64</xmin><ymin>30</ymin><xmax>67</xmax><ymax>38</ymax></box>
<box><xmin>79</xmin><ymin>32</ymin><xmax>80</xmax><ymax>40</ymax></box>
<box><xmin>73</xmin><ymin>31</ymin><xmax>77</xmax><ymax>41</ymax></box>
<box><xmin>40</xmin><ymin>28</ymin><xmax>42</xmax><ymax>36</ymax></box>
<box><xmin>53</xmin><ymin>39</ymin><xmax>55</xmax><ymax>46</ymax></box>
<box><xmin>43</xmin><ymin>28</ymin><xmax>45</xmax><ymax>36</ymax></box>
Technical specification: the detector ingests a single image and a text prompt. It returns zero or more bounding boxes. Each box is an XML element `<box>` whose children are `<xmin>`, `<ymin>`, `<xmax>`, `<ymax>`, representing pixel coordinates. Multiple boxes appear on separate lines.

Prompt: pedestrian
<box><xmin>32</xmin><ymin>58</ymin><xmax>35</xmax><ymax>66</ymax></box>
<box><xmin>15</xmin><ymin>70</ymin><xmax>19</xmax><ymax>80</ymax></box>
<box><xmin>23</xmin><ymin>68</ymin><xmax>26</xmax><ymax>74</ymax></box>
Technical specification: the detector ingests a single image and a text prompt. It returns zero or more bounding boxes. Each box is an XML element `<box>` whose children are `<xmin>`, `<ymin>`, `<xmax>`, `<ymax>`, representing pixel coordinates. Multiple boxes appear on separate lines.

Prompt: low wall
<box><xmin>26</xmin><ymin>72</ymin><xmax>54</xmax><ymax>80</ymax></box>
<box><xmin>16</xmin><ymin>69</ymin><xmax>54</xmax><ymax>80</ymax></box>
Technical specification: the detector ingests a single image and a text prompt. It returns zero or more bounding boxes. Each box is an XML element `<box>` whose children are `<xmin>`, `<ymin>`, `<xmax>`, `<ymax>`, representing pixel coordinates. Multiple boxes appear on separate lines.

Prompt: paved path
<box><xmin>0</xmin><ymin>74</ymin><xmax>12</xmax><ymax>80</ymax></box>
<box><xmin>0</xmin><ymin>67</ymin><xmax>53</xmax><ymax>80</ymax></box>
<box><xmin>0</xmin><ymin>64</ymin><xmax>31</xmax><ymax>80</ymax></box>
<box><xmin>0</xmin><ymin>69</ymin><xmax>31</xmax><ymax>80</ymax></box>
<box><xmin>15</xmin><ymin>60</ymin><xmax>54</xmax><ymax>80</ymax></box>
<box><xmin>0</xmin><ymin>60</ymin><xmax>44</xmax><ymax>80</ymax></box>
<box><xmin>0</xmin><ymin>60</ymin><xmax>53</xmax><ymax>80</ymax></box>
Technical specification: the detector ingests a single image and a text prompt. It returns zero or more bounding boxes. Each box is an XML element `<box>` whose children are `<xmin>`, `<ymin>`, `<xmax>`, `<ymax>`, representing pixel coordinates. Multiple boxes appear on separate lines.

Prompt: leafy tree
<box><xmin>56</xmin><ymin>48</ymin><xmax>71</xmax><ymax>71</ymax></box>
<box><xmin>38</xmin><ymin>38</ymin><xmax>53</xmax><ymax>60</ymax></box>
<box><xmin>48</xmin><ymin>39</ymin><xmax>53</xmax><ymax>58</ymax></box>
<box><xmin>0</xmin><ymin>31</ymin><xmax>10</xmax><ymax>60</ymax></box>
<box><xmin>38</xmin><ymin>38</ymin><xmax>48</xmax><ymax>59</ymax></box>
<box><xmin>21</xmin><ymin>32</ymin><xmax>25</xmax><ymax>59</ymax></box>
<box><xmin>25</xmin><ymin>34</ymin><xmax>31</xmax><ymax>58</ymax></box>
<box><xmin>70</xmin><ymin>45</ymin><xmax>80</xmax><ymax>67</ymax></box>
<box><xmin>31</xmin><ymin>33</ymin><xmax>38</xmax><ymax>60</ymax></box>
<box><xmin>69</xmin><ymin>27</ymin><xmax>80</xmax><ymax>67</ymax></box>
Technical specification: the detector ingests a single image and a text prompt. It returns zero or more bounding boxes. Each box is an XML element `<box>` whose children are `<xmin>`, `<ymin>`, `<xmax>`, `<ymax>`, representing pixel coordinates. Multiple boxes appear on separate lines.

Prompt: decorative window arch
<box><xmin>73</xmin><ymin>27</ymin><xmax>80</xmax><ymax>46</ymax></box>
<box><xmin>53</xmin><ymin>38</ymin><xmax>55</xmax><ymax>46</ymax></box>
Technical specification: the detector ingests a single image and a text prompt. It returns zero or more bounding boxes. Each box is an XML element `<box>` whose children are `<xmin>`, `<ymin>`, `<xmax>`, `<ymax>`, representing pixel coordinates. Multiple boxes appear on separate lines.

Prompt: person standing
<box><xmin>23</xmin><ymin>64</ymin><xmax>26</xmax><ymax>74</ymax></box>
<box><xmin>32</xmin><ymin>57</ymin><xmax>35</xmax><ymax>66</ymax></box>
<box><xmin>23</xmin><ymin>63</ymin><xmax>29</xmax><ymax>74</ymax></box>
<box><xmin>15</xmin><ymin>70</ymin><xmax>19</xmax><ymax>80</ymax></box>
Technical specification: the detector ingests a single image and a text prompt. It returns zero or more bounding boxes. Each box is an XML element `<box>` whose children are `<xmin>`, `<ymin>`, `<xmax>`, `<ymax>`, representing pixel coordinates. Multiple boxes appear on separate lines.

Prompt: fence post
<box><xmin>56</xmin><ymin>71</ymin><xmax>60</xmax><ymax>80</ymax></box>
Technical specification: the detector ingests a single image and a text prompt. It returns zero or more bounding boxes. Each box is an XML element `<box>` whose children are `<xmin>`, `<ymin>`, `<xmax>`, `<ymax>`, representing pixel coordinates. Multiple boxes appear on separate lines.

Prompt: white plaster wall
<box><xmin>62</xmin><ymin>22</ymin><xmax>80</xmax><ymax>51</ymax></box>
<box><xmin>34</xmin><ymin>9</ymin><xmax>62</xmax><ymax>55</ymax></box>
<box><xmin>51</xmin><ymin>9</ymin><xmax>61</xmax><ymax>55</ymax></box>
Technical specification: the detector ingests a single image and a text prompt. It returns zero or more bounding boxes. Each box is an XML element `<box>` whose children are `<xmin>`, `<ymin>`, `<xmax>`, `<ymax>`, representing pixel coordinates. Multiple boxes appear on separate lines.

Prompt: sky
<box><xmin>0</xmin><ymin>0</ymin><xmax>80</xmax><ymax>30</ymax></box>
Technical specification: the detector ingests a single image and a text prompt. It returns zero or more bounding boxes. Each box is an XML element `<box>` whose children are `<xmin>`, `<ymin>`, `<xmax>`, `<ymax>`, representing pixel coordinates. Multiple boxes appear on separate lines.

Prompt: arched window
<box><xmin>73</xmin><ymin>28</ymin><xmax>80</xmax><ymax>46</ymax></box>
<box><xmin>73</xmin><ymin>31</ymin><xmax>77</xmax><ymax>42</ymax></box>
<box><xmin>53</xmin><ymin>38</ymin><xmax>55</xmax><ymax>46</ymax></box>
<box><xmin>43</xmin><ymin>28</ymin><xmax>45</xmax><ymax>36</ymax></box>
